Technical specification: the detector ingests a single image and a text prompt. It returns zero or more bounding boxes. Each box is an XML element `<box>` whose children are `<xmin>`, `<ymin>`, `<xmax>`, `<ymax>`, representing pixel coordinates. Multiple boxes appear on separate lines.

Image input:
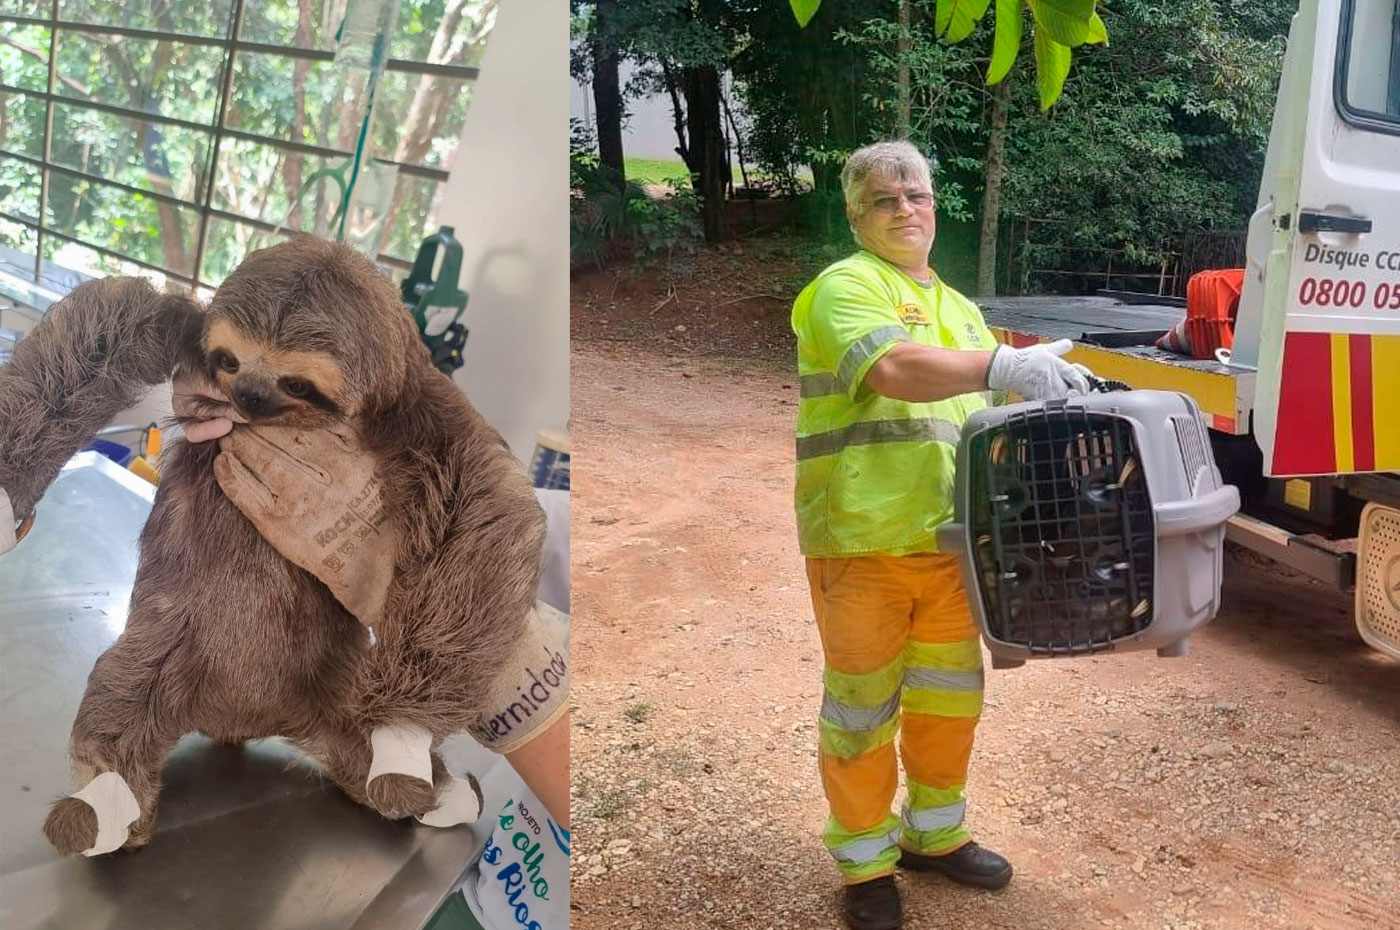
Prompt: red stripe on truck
<box><xmin>1350</xmin><ymin>333</ymin><xmax>1375</xmax><ymax>472</ymax></box>
<box><xmin>1272</xmin><ymin>331</ymin><xmax>1336</xmax><ymax>475</ymax></box>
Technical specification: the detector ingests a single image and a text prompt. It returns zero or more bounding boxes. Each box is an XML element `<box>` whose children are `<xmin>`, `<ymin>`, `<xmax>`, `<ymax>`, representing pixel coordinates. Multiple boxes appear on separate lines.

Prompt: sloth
<box><xmin>34</xmin><ymin>237</ymin><xmax>546</xmax><ymax>855</ymax></box>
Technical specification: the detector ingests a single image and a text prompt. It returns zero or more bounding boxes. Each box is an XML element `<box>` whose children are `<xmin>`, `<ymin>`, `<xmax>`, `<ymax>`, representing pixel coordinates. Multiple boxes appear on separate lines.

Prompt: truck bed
<box><xmin>978</xmin><ymin>296</ymin><xmax>1255</xmax><ymax>435</ymax></box>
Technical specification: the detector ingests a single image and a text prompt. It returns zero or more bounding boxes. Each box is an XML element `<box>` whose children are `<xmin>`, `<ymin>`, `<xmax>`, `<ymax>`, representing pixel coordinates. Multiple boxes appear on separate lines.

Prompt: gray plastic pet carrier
<box><xmin>937</xmin><ymin>390</ymin><xmax>1239</xmax><ymax>669</ymax></box>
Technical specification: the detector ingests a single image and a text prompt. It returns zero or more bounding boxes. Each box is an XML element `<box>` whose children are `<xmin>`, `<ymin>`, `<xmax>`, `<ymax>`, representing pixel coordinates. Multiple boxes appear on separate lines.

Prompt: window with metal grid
<box><xmin>0</xmin><ymin>0</ymin><xmax>491</xmax><ymax>308</ymax></box>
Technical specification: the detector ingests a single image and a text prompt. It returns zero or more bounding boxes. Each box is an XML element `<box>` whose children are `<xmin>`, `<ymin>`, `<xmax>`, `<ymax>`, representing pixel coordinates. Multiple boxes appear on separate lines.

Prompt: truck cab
<box><xmin>977</xmin><ymin>0</ymin><xmax>1400</xmax><ymax>657</ymax></box>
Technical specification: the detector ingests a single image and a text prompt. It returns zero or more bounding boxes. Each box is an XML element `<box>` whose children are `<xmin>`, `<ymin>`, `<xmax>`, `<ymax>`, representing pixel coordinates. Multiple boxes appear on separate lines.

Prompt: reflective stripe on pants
<box><xmin>807</xmin><ymin>553</ymin><xmax>983</xmax><ymax>881</ymax></box>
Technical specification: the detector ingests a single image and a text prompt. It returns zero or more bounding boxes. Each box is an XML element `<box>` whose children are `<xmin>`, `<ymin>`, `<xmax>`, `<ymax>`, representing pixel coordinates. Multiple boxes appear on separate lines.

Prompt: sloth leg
<box><xmin>364</xmin><ymin>724</ymin><xmax>483</xmax><ymax>827</ymax></box>
<box><xmin>42</xmin><ymin>634</ymin><xmax>190</xmax><ymax>856</ymax></box>
<box><xmin>299</xmin><ymin>722</ymin><xmax>453</xmax><ymax>821</ymax></box>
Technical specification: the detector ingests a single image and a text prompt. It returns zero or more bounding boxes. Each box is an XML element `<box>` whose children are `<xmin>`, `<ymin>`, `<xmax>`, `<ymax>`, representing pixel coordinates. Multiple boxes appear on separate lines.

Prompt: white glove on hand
<box><xmin>986</xmin><ymin>338</ymin><xmax>1091</xmax><ymax>401</ymax></box>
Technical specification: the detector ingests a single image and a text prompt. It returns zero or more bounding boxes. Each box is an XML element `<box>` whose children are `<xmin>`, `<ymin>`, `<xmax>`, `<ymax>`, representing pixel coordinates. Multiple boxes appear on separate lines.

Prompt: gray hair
<box><xmin>841</xmin><ymin>140</ymin><xmax>935</xmax><ymax>220</ymax></box>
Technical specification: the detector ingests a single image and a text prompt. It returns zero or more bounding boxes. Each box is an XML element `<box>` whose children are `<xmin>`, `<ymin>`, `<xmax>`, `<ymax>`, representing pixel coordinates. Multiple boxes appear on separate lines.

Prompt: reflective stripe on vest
<box><xmin>837</xmin><ymin>325</ymin><xmax>910</xmax><ymax>393</ymax></box>
<box><xmin>796</xmin><ymin>416</ymin><xmax>961</xmax><ymax>461</ymax></box>
<box><xmin>800</xmin><ymin>373</ymin><xmax>841</xmax><ymax>397</ymax></box>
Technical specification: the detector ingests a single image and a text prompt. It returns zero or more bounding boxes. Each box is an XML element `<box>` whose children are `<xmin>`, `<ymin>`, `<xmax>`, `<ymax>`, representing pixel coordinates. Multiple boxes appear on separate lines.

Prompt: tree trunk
<box><xmin>590</xmin><ymin>0</ymin><xmax>626</xmax><ymax>188</ymax></box>
<box><xmin>378</xmin><ymin>0</ymin><xmax>495</xmax><ymax>256</ymax></box>
<box><xmin>896</xmin><ymin>0</ymin><xmax>911</xmax><ymax>138</ymax></box>
<box><xmin>284</xmin><ymin>0</ymin><xmax>316</xmax><ymax>230</ymax></box>
<box><xmin>660</xmin><ymin>58</ymin><xmax>690</xmax><ymax>167</ymax></box>
<box><xmin>682</xmin><ymin>64</ymin><xmax>726</xmax><ymax>243</ymax></box>
<box><xmin>395</xmin><ymin>0</ymin><xmax>482</xmax><ymax>167</ymax></box>
<box><xmin>976</xmin><ymin>79</ymin><xmax>1010</xmax><ymax>297</ymax></box>
<box><xmin>99</xmin><ymin>28</ymin><xmax>192</xmax><ymax>278</ymax></box>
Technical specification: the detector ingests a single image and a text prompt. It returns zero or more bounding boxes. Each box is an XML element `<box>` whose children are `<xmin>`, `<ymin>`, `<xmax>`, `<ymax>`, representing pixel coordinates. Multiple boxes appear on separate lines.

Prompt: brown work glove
<box><xmin>213</xmin><ymin>425</ymin><xmax>397</xmax><ymax>627</ymax></box>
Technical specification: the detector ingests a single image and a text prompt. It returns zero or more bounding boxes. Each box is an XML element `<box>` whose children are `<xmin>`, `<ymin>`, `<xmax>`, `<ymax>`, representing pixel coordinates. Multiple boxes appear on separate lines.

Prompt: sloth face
<box><xmin>204</xmin><ymin>236</ymin><xmax>421</xmax><ymax>425</ymax></box>
<box><xmin>203</xmin><ymin>317</ymin><xmax>350</xmax><ymax>428</ymax></box>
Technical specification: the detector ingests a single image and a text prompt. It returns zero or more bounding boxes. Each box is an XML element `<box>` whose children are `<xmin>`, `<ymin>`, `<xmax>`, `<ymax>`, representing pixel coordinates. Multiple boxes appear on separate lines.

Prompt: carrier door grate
<box><xmin>968</xmin><ymin>403</ymin><xmax>1155</xmax><ymax>654</ymax></box>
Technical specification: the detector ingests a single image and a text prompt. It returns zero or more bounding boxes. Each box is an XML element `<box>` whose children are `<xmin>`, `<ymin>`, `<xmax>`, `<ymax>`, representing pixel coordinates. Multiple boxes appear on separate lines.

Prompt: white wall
<box><xmin>437</xmin><ymin>0</ymin><xmax>569</xmax><ymax>463</ymax></box>
<box><xmin>571</xmin><ymin>59</ymin><xmax>683</xmax><ymax>161</ymax></box>
<box><xmin>570</xmin><ymin>59</ymin><xmax>749</xmax><ymax>164</ymax></box>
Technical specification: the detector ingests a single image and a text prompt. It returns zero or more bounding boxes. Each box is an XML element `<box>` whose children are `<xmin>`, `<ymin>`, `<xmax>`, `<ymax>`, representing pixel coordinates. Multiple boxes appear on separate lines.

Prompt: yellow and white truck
<box><xmin>979</xmin><ymin>0</ymin><xmax>1400</xmax><ymax>657</ymax></box>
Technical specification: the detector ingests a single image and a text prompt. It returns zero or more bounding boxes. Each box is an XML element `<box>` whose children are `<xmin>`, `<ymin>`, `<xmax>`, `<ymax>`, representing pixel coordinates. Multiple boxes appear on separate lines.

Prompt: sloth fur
<box><xmin>23</xmin><ymin>237</ymin><xmax>545</xmax><ymax>855</ymax></box>
<box><xmin>0</xmin><ymin>277</ymin><xmax>201</xmax><ymax>521</ymax></box>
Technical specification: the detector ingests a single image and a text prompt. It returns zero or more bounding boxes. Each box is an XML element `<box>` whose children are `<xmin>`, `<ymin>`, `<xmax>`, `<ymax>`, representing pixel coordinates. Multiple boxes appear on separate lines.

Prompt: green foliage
<box><xmin>0</xmin><ymin>1</ymin><xmax>494</xmax><ymax>293</ymax></box>
<box><xmin>570</xmin><ymin>121</ymin><xmax>702</xmax><ymax>269</ymax></box>
<box><xmin>604</xmin><ymin>0</ymin><xmax>729</xmax><ymax>72</ymax></box>
<box><xmin>791</xmin><ymin>0</ymin><xmax>1106</xmax><ymax>110</ymax></box>
<box><xmin>790</xmin><ymin>0</ymin><xmax>821</xmax><ymax>29</ymax></box>
<box><xmin>830</xmin><ymin>8</ymin><xmax>985</xmax><ymax>219</ymax></box>
<box><xmin>1001</xmin><ymin>0</ymin><xmax>1289</xmax><ymax>267</ymax></box>
<box><xmin>573</xmin><ymin>0</ymin><xmax>1288</xmax><ymax>294</ymax></box>
<box><xmin>731</xmin><ymin>0</ymin><xmax>889</xmax><ymax>197</ymax></box>
<box><xmin>630</xmin><ymin>180</ymin><xmax>704</xmax><ymax>262</ymax></box>
<box><xmin>987</xmin><ymin>0</ymin><xmax>1021</xmax><ymax>83</ymax></box>
<box><xmin>1030</xmin><ymin>0</ymin><xmax>1096</xmax><ymax>46</ymax></box>
<box><xmin>936</xmin><ymin>0</ymin><xmax>992</xmax><ymax>43</ymax></box>
<box><xmin>1032</xmin><ymin>21</ymin><xmax>1072</xmax><ymax>109</ymax></box>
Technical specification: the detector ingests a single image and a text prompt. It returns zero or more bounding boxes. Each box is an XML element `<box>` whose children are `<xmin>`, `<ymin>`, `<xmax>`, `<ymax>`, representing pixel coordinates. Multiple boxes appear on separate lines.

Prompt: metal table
<box><xmin>0</xmin><ymin>453</ymin><xmax>498</xmax><ymax>930</ymax></box>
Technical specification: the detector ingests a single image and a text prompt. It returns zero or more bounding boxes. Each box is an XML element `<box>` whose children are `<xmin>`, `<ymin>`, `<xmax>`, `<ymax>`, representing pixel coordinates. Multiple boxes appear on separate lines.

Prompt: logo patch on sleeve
<box><xmin>897</xmin><ymin>303</ymin><xmax>930</xmax><ymax>325</ymax></box>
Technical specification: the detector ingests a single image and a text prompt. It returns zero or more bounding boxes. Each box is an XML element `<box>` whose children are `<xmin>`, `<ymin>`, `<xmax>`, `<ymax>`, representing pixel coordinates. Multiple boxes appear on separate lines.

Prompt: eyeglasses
<box><xmin>866</xmin><ymin>191</ymin><xmax>934</xmax><ymax>214</ymax></box>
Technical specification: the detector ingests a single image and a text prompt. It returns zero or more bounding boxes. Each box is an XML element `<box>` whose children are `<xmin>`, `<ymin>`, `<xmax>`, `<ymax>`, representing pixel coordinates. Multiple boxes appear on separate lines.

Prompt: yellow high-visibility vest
<box><xmin>791</xmin><ymin>250</ymin><xmax>1000</xmax><ymax>557</ymax></box>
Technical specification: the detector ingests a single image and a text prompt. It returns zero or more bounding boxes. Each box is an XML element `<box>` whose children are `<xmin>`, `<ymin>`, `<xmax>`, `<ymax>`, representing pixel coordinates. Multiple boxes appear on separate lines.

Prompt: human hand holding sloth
<box><xmin>175</xmin><ymin>368</ymin><xmax>396</xmax><ymax>627</ymax></box>
<box><xmin>181</xmin><ymin>376</ymin><xmax>570</xmax><ymax>729</ymax></box>
<box><xmin>171</xmin><ymin>367</ymin><xmax>242</xmax><ymax>442</ymax></box>
<box><xmin>213</xmin><ymin>425</ymin><xmax>398</xmax><ymax>627</ymax></box>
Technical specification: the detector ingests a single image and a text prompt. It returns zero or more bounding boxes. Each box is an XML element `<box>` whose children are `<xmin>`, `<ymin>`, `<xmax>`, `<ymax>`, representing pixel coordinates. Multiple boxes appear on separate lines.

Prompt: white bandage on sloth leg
<box><xmin>366</xmin><ymin>723</ymin><xmax>434</xmax><ymax>787</ymax></box>
<box><xmin>416</xmin><ymin>773</ymin><xmax>483</xmax><ymax>828</ymax></box>
<box><xmin>1</xmin><ymin>488</ymin><xmax>17</xmax><ymax>554</ymax></box>
<box><xmin>70</xmin><ymin>771</ymin><xmax>141</xmax><ymax>857</ymax></box>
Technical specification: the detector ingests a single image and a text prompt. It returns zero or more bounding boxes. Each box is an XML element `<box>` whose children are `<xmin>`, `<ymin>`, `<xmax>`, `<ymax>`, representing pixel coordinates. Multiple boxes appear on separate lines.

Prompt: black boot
<box><xmin>899</xmin><ymin>841</ymin><xmax>1013</xmax><ymax>890</ymax></box>
<box><xmin>842</xmin><ymin>874</ymin><xmax>902</xmax><ymax>930</ymax></box>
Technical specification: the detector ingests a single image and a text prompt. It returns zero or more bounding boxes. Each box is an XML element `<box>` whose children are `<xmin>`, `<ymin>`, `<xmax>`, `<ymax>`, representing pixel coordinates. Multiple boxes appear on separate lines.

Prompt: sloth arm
<box><xmin>357</xmin><ymin>385</ymin><xmax>547</xmax><ymax>735</ymax></box>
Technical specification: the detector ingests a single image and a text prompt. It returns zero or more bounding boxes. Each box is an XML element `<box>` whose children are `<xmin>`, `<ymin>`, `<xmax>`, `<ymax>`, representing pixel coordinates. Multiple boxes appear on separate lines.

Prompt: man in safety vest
<box><xmin>792</xmin><ymin>140</ymin><xmax>1092</xmax><ymax>930</ymax></box>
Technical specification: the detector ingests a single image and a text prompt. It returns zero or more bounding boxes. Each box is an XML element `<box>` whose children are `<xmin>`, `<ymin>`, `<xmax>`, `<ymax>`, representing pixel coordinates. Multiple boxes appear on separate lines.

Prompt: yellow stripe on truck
<box><xmin>988</xmin><ymin>329</ymin><xmax>1240</xmax><ymax>426</ymax></box>
<box><xmin>1374</xmin><ymin>336</ymin><xmax>1400</xmax><ymax>470</ymax></box>
<box><xmin>1330</xmin><ymin>332</ymin><xmax>1354</xmax><ymax>474</ymax></box>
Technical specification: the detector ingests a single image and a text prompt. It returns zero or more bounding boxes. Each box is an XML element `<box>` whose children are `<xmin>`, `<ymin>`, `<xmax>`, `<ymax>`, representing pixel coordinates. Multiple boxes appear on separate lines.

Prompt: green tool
<box><xmin>402</xmin><ymin>225</ymin><xmax>469</xmax><ymax>375</ymax></box>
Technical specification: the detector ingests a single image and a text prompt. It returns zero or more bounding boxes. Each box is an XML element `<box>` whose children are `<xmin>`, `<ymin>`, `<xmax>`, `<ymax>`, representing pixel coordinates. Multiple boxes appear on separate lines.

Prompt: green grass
<box><xmin>624</xmin><ymin>156</ymin><xmax>785</xmax><ymax>188</ymax></box>
<box><xmin>626</xmin><ymin>157</ymin><xmax>692</xmax><ymax>185</ymax></box>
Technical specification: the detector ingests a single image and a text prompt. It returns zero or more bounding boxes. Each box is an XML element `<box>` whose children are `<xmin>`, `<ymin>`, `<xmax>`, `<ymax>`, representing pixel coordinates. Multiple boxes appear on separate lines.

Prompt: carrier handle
<box><xmin>1153</xmin><ymin>485</ymin><xmax>1240</xmax><ymax>538</ymax></box>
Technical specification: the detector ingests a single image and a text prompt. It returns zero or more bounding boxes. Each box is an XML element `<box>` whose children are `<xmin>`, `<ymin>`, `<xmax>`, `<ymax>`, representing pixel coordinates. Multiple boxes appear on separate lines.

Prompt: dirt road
<box><xmin>569</xmin><ymin>259</ymin><xmax>1400</xmax><ymax>930</ymax></box>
